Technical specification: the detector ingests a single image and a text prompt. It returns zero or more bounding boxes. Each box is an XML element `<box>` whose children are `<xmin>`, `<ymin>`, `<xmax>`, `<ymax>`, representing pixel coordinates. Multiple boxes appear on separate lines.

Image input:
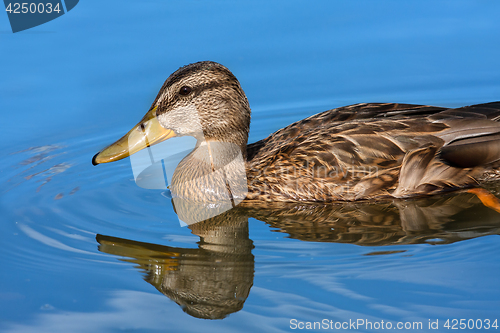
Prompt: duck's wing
<box><xmin>246</xmin><ymin>102</ymin><xmax>500</xmax><ymax>201</ymax></box>
<box><xmin>247</xmin><ymin>116</ymin><xmax>448</xmax><ymax>201</ymax></box>
<box><xmin>248</xmin><ymin>102</ymin><xmax>500</xmax><ymax>160</ymax></box>
<box><xmin>247</xmin><ymin>103</ymin><xmax>445</xmax><ymax>160</ymax></box>
<box><xmin>432</xmin><ymin>102</ymin><xmax>500</xmax><ymax>168</ymax></box>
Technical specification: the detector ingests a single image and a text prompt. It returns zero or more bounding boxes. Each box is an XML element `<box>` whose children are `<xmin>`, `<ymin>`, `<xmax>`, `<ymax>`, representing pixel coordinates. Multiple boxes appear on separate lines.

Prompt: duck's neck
<box><xmin>170</xmin><ymin>138</ymin><xmax>248</xmax><ymax>202</ymax></box>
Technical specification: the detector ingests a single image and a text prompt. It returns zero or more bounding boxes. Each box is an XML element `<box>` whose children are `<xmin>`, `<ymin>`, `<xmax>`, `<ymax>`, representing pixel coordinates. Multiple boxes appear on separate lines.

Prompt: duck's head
<box><xmin>92</xmin><ymin>61</ymin><xmax>251</xmax><ymax>165</ymax></box>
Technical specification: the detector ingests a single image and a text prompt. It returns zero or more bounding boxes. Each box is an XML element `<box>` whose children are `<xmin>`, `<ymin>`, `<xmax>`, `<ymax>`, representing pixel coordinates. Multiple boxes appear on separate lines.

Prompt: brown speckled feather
<box><xmin>245</xmin><ymin>102</ymin><xmax>500</xmax><ymax>202</ymax></box>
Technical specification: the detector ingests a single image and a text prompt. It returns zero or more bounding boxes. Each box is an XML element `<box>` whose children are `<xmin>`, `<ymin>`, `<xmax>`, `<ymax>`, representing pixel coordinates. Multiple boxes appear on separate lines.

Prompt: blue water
<box><xmin>1</xmin><ymin>1</ymin><xmax>500</xmax><ymax>332</ymax></box>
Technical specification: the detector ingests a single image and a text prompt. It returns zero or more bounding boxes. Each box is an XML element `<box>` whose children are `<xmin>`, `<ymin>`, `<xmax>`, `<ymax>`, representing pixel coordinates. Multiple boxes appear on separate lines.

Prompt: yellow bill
<box><xmin>92</xmin><ymin>107</ymin><xmax>176</xmax><ymax>165</ymax></box>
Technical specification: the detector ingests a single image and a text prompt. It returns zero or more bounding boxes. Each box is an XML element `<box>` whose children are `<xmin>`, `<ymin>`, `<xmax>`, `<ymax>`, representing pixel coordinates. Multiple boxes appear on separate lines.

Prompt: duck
<box><xmin>92</xmin><ymin>61</ymin><xmax>500</xmax><ymax>203</ymax></box>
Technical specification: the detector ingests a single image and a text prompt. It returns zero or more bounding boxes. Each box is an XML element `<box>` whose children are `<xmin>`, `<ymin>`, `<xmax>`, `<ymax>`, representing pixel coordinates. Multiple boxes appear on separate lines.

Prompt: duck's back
<box><xmin>245</xmin><ymin>102</ymin><xmax>500</xmax><ymax>202</ymax></box>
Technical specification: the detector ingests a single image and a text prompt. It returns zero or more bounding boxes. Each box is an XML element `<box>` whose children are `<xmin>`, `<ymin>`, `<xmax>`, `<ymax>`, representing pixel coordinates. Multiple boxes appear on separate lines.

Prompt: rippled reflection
<box><xmin>98</xmin><ymin>189</ymin><xmax>500</xmax><ymax>319</ymax></box>
<box><xmin>6</xmin><ymin>145</ymin><xmax>73</xmax><ymax>194</ymax></box>
<box><xmin>242</xmin><ymin>191</ymin><xmax>500</xmax><ymax>246</ymax></box>
<box><xmin>97</xmin><ymin>209</ymin><xmax>254</xmax><ymax>320</ymax></box>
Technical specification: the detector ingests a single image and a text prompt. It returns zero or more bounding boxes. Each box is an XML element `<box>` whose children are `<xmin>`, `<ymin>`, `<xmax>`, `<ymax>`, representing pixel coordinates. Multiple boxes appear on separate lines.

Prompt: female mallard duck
<box><xmin>93</xmin><ymin>61</ymin><xmax>500</xmax><ymax>203</ymax></box>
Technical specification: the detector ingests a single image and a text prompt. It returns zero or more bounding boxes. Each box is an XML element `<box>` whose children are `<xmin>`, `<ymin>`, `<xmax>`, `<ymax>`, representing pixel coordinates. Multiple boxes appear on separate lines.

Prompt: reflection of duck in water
<box><xmin>97</xmin><ymin>190</ymin><xmax>500</xmax><ymax>319</ymax></box>
<box><xmin>97</xmin><ymin>210</ymin><xmax>254</xmax><ymax>320</ymax></box>
<box><xmin>93</xmin><ymin>61</ymin><xmax>500</xmax><ymax>203</ymax></box>
<box><xmin>243</xmin><ymin>190</ymin><xmax>500</xmax><ymax>245</ymax></box>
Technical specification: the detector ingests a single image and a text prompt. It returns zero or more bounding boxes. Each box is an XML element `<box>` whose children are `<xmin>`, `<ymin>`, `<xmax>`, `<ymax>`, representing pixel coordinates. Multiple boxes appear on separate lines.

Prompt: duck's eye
<box><xmin>179</xmin><ymin>86</ymin><xmax>192</xmax><ymax>96</ymax></box>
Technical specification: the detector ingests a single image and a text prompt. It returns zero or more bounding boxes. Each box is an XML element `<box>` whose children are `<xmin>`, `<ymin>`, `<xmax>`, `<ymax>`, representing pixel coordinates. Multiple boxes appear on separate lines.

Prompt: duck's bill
<box><xmin>92</xmin><ymin>107</ymin><xmax>176</xmax><ymax>165</ymax></box>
